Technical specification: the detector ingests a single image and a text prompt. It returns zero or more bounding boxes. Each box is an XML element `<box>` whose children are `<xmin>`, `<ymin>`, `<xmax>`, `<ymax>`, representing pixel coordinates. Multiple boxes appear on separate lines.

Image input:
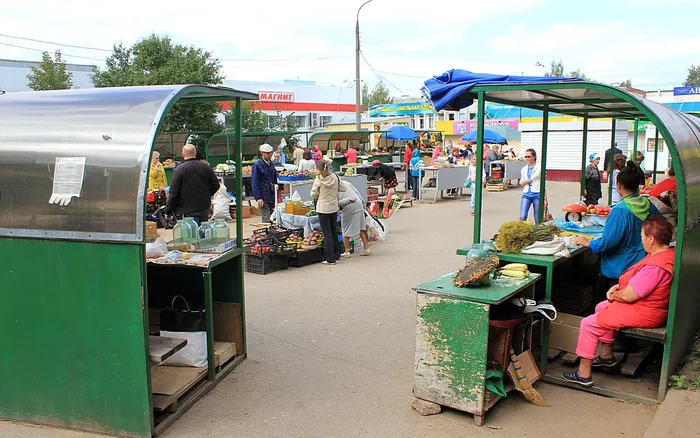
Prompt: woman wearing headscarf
<box><xmin>584</xmin><ymin>153</ymin><xmax>603</xmax><ymax>206</ymax></box>
<box><xmin>312</xmin><ymin>145</ymin><xmax>323</xmax><ymax>162</ymax></box>
<box><xmin>337</xmin><ymin>181</ymin><xmax>371</xmax><ymax>258</ymax></box>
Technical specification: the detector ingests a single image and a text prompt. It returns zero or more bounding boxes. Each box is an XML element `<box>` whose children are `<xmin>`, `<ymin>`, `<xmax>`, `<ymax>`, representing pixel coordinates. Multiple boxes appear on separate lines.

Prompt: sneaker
<box><xmin>561</xmin><ymin>371</ymin><xmax>593</xmax><ymax>387</ymax></box>
<box><xmin>592</xmin><ymin>355</ymin><xmax>618</xmax><ymax>368</ymax></box>
<box><xmin>341</xmin><ymin>252</ymin><xmax>351</xmax><ymax>258</ymax></box>
<box><xmin>322</xmin><ymin>261</ymin><xmax>336</xmax><ymax>265</ymax></box>
<box><xmin>361</xmin><ymin>248</ymin><xmax>372</xmax><ymax>256</ymax></box>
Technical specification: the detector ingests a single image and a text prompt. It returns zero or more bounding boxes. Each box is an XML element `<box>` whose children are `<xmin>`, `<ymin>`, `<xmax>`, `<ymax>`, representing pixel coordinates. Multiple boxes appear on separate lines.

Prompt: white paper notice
<box><xmin>49</xmin><ymin>157</ymin><xmax>87</xmax><ymax>206</ymax></box>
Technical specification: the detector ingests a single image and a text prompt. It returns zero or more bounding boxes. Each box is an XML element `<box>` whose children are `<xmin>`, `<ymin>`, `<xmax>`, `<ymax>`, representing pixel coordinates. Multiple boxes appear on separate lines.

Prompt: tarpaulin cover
<box><xmin>461</xmin><ymin>129</ymin><xmax>508</xmax><ymax>145</ymax></box>
<box><xmin>382</xmin><ymin>125</ymin><xmax>418</xmax><ymax>141</ymax></box>
<box><xmin>421</xmin><ymin>70</ymin><xmax>583</xmax><ymax>112</ymax></box>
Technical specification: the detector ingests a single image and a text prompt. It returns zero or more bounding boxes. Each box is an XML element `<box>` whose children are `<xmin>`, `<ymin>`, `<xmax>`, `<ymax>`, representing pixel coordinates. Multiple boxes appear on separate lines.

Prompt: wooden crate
<box><xmin>485</xmin><ymin>183</ymin><xmax>506</xmax><ymax>192</ymax></box>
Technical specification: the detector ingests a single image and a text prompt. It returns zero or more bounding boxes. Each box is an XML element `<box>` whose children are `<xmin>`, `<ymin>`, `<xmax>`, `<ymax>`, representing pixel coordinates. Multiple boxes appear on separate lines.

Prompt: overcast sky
<box><xmin>1</xmin><ymin>0</ymin><xmax>698</xmax><ymax>96</ymax></box>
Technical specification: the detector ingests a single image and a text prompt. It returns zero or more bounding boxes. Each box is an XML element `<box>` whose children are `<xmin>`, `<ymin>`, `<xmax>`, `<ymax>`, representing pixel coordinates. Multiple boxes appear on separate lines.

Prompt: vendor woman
<box><xmin>371</xmin><ymin>160</ymin><xmax>398</xmax><ymax>193</ymax></box>
<box><xmin>576</xmin><ymin>161</ymin><xmax>659</xmax><ymax>284</ymax></box>
<box><xmin>563</xmin><ymin>216</ymin><xmax>675</xmax><ymax>386</ymax></box>
<box><xmin>584</xmin><ymin>153</ymin><xmax>602</xmax><ymax>205</ymax></box>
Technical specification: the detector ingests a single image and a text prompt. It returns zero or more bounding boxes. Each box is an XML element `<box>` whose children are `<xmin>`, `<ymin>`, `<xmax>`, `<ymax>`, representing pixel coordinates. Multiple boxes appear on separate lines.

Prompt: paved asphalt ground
<box><xmin>2</xmin><ymin>181</ymin><xmax>669</xmax><ymax>438</ymax></box>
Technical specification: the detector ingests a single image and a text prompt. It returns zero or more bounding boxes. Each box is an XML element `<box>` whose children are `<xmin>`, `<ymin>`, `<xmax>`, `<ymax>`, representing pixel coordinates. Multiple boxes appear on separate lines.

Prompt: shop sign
<box><xmin>368</xmin><ymin>102</ymin><xmax>435</xmax><ymax>117</ymax></box>
<box><xmin>452</xmin><ymin>119</ymin><xmax>519</xmax><ymax>135</ymax></box>
<box><xmin>258</xmin><ymin>91</ymin><xmax>295</xmax><ymax>102</ymax></box>
<box><xmin>673</xmin><ymin>86</ymin><xmax>700</xmax><ymax>96</ymax></box>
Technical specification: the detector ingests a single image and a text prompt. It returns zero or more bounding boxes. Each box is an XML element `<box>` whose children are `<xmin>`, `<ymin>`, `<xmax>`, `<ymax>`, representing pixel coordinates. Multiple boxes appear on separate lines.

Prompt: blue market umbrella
<box><xmin>382</xmin><ymin>125</ymin><xmax>418</xmax><ymax>141</ymax></box>
<box><xmin>461</xmin><ymin>129</ymin><xmax>508</xmax><ymax>145</ymax></box>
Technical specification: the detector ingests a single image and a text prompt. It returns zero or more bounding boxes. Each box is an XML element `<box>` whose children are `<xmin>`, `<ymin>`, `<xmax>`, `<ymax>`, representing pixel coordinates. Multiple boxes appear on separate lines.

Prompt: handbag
<box><xmin>464</xmin><ymin>180</ymin><xmax>473</xmax><ymax>189</ymax></box>
<box><xmin>160</xmin><ymin>295</ymin><xmax>206</xmax><ymax>332</ymax></box>
<box><xmin>160</xmin><ymin>295</ymin><xmax>207</xmax><ymax>367</ymax></box>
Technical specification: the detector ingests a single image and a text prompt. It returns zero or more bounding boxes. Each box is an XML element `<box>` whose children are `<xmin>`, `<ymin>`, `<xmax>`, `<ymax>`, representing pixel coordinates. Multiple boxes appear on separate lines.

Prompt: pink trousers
<box><xmin>575</xmin><ymin>301</ymin><xmax>615</xmax><ymax>360</ymax></box>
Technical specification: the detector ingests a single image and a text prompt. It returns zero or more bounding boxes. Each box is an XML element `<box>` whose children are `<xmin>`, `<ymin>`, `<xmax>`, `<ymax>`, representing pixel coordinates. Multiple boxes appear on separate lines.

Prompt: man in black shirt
<box><xmin>603</xmin><ymin>143</ymin><xmax>623</xmax><ymax>178</ymax></box>
<box><xmin>165</xmin><ymin>144</ymin><xmax>220</xmax><ymax>225</ymax></box>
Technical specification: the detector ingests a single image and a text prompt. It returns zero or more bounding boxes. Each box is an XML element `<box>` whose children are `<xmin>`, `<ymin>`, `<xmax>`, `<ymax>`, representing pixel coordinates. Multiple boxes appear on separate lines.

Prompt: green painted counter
<box><xmin>413</xmin><ymin>272</ymin><xmax>540</xmax><ymax>425</ymax></box>
<box><xmin>413</xmin><ymin>272</ymin><xmax>542</xmax><ymax>304</ymax></box>
<box><xmin>330</xmin><ymin>156</ymin><xmax>347</xmax><ymax>171</ymax></box>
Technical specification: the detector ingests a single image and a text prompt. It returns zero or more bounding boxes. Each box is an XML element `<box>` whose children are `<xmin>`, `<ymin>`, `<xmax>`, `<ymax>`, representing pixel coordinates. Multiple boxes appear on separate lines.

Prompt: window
<box><xmin>647</xmin><ymin>138</ymin><xmax>665</xmax><ymax>152</ymax></box>
<box><xmin>419</xmin><ymin>116</ymin><xmax>425</xmax><ymax>129</ymax></box>
<box><xmin>427</xmin><ymin>114</ymin><xmax>435</xmax><ymax>129</ymax></box>
<box><xmin>268</xmin><ymin>116</ymin><xmax>281</xmax><ymax>129</ymax></box>
<box><xmin>458</xmin><ymin>112</ymin><xmax>467</xmax><ymax>120</ymax></box>
<box><xmin>294</xmin><ymin>116</ymin><xmax>306</xmax><ymax>129</ymax></box>
<box><xmin>320</xmin><ymin>116</ymin><xmax>333</xmax><ymax>127</ymax></box>
<box><xmin>410</xmin><ymin>119</ymin><xmax>416</xmax><ymax>129</ymax></box>
<box><xmin>448</xmin><ymin>113</ymin><xmax>455</xmax><ymax>121</ymax></box>
<box><xmin>437</xmin><ymin>112</ymin><xmax>446</xmax><ymax>121</ymax></box>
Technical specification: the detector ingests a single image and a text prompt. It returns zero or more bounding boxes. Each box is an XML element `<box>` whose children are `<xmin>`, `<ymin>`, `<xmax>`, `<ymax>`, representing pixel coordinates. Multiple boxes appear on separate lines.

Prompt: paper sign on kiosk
<box><xmin>49</xmin><ymin>157</ymin><xmax>86</xmax><ymax>206</ymax></box>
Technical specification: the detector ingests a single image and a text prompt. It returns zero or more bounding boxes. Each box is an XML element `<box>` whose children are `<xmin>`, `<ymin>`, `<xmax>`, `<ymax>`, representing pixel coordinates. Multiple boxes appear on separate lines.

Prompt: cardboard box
<box><xmin>367</xmin><ymin>187</ymin><xmax>379</xmax><ymax>196</ymax></box>
<box><xmin>250</xmin><ymin>206</ymin><xmax>260</xmax><ymax>216</ymax></box>
<box><xmin>146</xmin><ymin>221</ymin><xmax>158</xmax><ymax>239</ymax></box>
<box><xmin>214</xmin><ymin>302</ymin><xmax>243</xmax><ymax>354</ymax></box>
<box><xmin>231</xmin><ymin>206</ymin><xmax>251</xmax><ymax>219</ymax></box>
<box><xmin>549</xmin><ymin>313</ymin><xmax>601</xmax><ymax>355</ymax></box>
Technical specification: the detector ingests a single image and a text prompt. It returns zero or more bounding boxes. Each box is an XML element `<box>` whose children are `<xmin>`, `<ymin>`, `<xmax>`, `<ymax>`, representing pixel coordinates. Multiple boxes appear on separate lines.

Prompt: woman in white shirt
<box><xmin>519</xmin><ymin>148</ymin><xmax>542</xmax><ymax>224</ymax></box>
<box><xmin>298</xmin><ymin>150</ymin><xmax>316</xmax><ymax>172</ymax></box>
<box><xmin>311</xmin><ymin>159</ymin><xmax>346</xmax><ymax>265</ymax></box>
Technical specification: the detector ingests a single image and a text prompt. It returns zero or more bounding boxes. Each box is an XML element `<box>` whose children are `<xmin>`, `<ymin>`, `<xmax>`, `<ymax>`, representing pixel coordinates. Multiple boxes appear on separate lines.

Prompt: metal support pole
<box><xmin>607</xmin><ymin>119</ymin><xmax>617</xmax><ymax>205</ymax></box>
<box><xmin>579</xmin><ymin>116</ymin><xmax>589</xmax><ymax>199</ymax></box>
<box><xmin>473</xmin><ymin>92</ymin><xmax>485</xmax><ymax>244</ymax></box>
<box><xmin>653</xmin><ymin>129</ymin><xmax>660</xmax><ymax>184</ymax></box>
<box><xmin>538</xmin><ymin>105</ymin><xmax>549</xmax><ymax>223</ymax></box>
<box><xmin>234</xmin><ymin>97</ymin><xmax>244</xmax><ymax>247</ymax></box>
<box><xmin>355</xmin><ymin>0</ymin><xmax>373</xmax><ymax>131</ymax></box>
<box><xmin>632</xmin><ymin>118</ymin><xmax>639</xmax><ymax>159</ymax></box>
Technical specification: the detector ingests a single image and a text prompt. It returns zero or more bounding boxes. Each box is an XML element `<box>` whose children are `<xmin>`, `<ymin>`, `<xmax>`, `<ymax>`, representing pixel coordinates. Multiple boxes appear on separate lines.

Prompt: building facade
<box><xmin>219</xmin><ymin>79</ymin><xmax>357</xmax><ymax>131</ymax></box>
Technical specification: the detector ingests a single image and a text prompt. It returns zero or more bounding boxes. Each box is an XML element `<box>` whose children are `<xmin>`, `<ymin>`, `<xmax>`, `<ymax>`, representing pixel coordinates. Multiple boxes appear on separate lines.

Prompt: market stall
<box><xmin>418</xmin><ymin>165</ymin><xmax>470</xmax><ymax>203</ymax></box>
<box><xmin>0</xmin><ymin>85</ymin><xmax>258</xmax><ymax>438</ymax></box>
<box><xmin>418</xmin><ymin>70</ymin><xmax>700</xmax><ymax>407</ymax></box>
<box><xmin>206</xmin><ymin>131</ymin><xmax>312</xmax><ymax>165</ymax></box>
<box><xmin>307</xmin><ymin>131</ymin><xmax>384</xmax><ymax>170</ymax></box>
<box><xmin>282</xmin><ymin>174</ymin><xmax>368</xmax><ymax>203</ymax></box>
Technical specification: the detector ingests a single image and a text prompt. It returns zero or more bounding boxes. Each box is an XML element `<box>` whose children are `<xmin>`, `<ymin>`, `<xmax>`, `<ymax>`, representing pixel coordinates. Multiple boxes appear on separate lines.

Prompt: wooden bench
<box><xmin>617</xmin><ymin>326</ymin><xmax>667</xmax><ymax>380</ymax></box>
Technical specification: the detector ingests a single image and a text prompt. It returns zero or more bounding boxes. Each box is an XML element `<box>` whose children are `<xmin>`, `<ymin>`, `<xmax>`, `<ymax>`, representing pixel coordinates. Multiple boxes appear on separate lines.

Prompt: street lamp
<box><xmin>355</xmin><ymin>0</ymin><xmax>374</xmax><ymax>131</ymax></box>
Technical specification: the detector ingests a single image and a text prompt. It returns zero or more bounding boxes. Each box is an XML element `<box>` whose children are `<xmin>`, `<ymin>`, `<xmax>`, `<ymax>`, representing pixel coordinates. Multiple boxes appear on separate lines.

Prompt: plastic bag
<box><xmin>146</xmin><ymin>237</ymin><xmax>168</xmax><ymax>259</ymax></box>
<box><xmin>211</xmin><ymin>182</ymin><xmax>232</xmax><ymax>220</ymax></box>
<box><xmin>365</xmin><ymin>212</ymin><xmax>386</xmax><ymax>242</ymax></box>
<box><xmin>160</xmin><ymin>331</ymin><xmax>207</xmax><ymax>368</ymax></box>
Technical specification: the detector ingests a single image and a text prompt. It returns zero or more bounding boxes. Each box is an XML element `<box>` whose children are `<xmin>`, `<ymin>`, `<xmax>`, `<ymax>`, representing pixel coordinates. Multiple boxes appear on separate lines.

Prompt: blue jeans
<box><xmin>470</xmin><ymin>190</ymin><xmax>476</xmax><ymax>211</ymax></box>
<box><xmin>412</xmin><ymin>175</ymin><xmax>420</xmax><ymax>199</ymax></box>
<box><xmin>520</xmin><ymin>195</ymin><xmax>540</xmax><ymax>224</ymax></box>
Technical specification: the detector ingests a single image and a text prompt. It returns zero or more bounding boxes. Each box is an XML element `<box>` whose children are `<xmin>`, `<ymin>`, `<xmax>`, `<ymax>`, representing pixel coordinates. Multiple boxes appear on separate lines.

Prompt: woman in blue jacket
<box><xmin>576</xmin><ymin>160</ymin><xmax>659</xmax><ymax>283</ymax></box>
<box><xmin>409</xmin><ymin>149</ymin><xmax>424</xmax><ymax>200</ymax></box>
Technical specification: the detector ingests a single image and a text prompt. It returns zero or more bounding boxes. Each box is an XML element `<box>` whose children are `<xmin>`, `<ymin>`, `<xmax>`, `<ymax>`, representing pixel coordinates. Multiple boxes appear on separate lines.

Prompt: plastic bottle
<box><xmin>213</xmin><ymin>219</ymin><xmax>230</xmax><ymax>244</ymax></box>
<box><xmin>198</xmin><ymin>222</ymin><xmax>216</xmax><ymax>249</ymax></box>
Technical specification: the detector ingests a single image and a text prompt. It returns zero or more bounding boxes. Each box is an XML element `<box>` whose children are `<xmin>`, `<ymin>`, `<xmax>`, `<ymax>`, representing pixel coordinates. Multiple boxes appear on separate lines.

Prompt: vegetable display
<box><xmin>495</xmin><ymin>222</ymin><xmax>558</xmax><ymax>254</ymax></box>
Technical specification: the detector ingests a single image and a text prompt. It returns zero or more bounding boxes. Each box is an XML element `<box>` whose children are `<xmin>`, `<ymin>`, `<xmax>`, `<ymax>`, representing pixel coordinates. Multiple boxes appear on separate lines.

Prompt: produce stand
<box><xmin>308</xmin><ymin>131</ymin><xmax>384</xmax><ymax>170</ymax></box>
<box><xmin>413</xmin><ymin>272</ymin><xmax>541</xmax><ymax>425</ymax></box>
<box><xmin>495</xmin><ymin>159</ymin><xmax>527</xmax><ymax>186</ymax></box>
<box><xmin>283</xmin><ymin>175</ymin><xmax>368</xmax><ymax>203</ymax></box>
<box><xmin>0</xmin><ymin>84</ymin><xmax>258</xmax><ymax>438</ymax></box>
<box><xmin>421</xmin><ymin>71</ymin><xmax>700</xmax><ymax>403</ymax></box>
<box><xmin>419</xmin><ymin>166</ymin><xmax>470</xmax><ymax>203</ymax></box>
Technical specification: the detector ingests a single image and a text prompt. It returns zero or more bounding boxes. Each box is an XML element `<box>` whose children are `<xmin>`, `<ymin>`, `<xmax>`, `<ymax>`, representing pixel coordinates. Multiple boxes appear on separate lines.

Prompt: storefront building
<box><xmin>219</xmin><ymin>79</ymin><xmax>357</xmax><ymax>131</ymax></box>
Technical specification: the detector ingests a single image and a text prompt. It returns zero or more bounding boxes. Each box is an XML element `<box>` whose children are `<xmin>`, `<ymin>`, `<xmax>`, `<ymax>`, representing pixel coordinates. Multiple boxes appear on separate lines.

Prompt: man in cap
<box><xmin>251</xmin><ymin>143</ymin><xmax>278</xmax><ymax>223</ymax></box>
<box><xmin>165</xmin><ymin>143</ymin><xmax>220</xmax><ymax>225</ymax></box>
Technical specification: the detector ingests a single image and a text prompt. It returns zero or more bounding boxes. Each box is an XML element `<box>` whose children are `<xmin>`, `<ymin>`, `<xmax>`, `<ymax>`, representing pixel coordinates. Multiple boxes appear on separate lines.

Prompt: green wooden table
<box><xmin>456</xmin><ymin>245</ymin><xmax>592</xmax><ymax>373</ymax></box>
<box><xmin>412</xmin><ymin>272</ymin><xmax>540</xmax><ymax>426</ymax></box>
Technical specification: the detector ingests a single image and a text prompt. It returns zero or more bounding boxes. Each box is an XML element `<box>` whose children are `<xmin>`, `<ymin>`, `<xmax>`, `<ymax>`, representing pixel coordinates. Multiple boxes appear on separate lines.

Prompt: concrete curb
<box><xmin>644</xmin><ymin>389</ymin><xmax>700</xmax><ymax>438</ymax></box>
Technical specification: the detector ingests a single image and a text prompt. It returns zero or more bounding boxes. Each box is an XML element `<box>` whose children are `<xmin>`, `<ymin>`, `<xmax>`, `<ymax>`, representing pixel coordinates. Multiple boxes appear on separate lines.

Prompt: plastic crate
<box><xmin>288</xmin><ymin>248</ymin><xmax>324</xmax><ymax>268</ymax></box>
<box><xmin>245</xmin><ymin>253</ymin><xmax>289</xmax><ymax>275</ymax></box>
<box><xmin>273</xmin><ymin>227</ymin><xmax>303</xmax><ymax>241</ymax></box>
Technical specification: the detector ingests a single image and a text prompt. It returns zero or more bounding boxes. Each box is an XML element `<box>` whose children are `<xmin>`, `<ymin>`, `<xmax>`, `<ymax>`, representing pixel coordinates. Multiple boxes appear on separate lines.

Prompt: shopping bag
<box><xmin>365</xmin><ymin>211</ymin><xmax>386</xmax><ymax>241</ymax></box>
<box><xmin>464</xmin><ymin>180</ymin><xmax>473</xmax><ymax>189</ymax></box>
<box><xmin>160</xmin><ymin>295</ymin><xmax>207</xmax><ymax>367</ymax></box>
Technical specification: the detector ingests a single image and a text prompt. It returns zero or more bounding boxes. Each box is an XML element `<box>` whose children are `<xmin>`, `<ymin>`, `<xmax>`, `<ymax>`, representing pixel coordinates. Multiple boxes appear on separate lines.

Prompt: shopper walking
<box><xmin>410</xmin><ymin>149</ymin><xmax>425</xmax><ymax>200</ymax></box>
<box><xmin>519</xmin><ymin>148</ymin><xmax>542</xmax><ymax>224</ymax></box>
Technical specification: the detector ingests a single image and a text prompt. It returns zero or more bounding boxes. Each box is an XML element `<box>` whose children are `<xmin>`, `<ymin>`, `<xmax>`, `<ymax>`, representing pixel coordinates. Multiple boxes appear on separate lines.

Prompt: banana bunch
<box><xmin>498</xmin><ymin>263</ymin><xmax>530</xmax><ymax>279</ymax></box>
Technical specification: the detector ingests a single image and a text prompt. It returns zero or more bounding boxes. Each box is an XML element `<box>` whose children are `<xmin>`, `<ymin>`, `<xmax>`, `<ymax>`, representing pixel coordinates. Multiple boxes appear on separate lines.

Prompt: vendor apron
<box><xmin>597</xmin><ymin>248</ymin><xmax>675</xmax><ymax>330</ymax></box>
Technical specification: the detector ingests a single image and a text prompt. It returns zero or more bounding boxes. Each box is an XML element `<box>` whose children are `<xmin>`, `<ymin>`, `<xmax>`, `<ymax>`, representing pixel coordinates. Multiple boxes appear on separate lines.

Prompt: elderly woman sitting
<box><xmin>562</xmin><ymin>216</ymin><xmax>675</xmax><ymax>386</ymax></box>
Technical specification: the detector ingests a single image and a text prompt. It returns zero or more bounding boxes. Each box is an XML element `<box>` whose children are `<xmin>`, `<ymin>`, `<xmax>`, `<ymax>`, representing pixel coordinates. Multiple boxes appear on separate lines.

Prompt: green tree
<box><xmin>26</xmin><ymin>50</ymin><xmax>73</xmax><ymax>91</ymax></box>
<box><xmin>363</xmin><ymin>81</ymin><xmax>394</xmax><ymax>108</ymax></box>
<box><xmin>92</xmin><ymin>34</ymin><xmax>224</xmax><ymax>132</ymax></box>
<box><xmin>225</xmin><ymin>102</ymin><xmax>269</xmax><ymax>132</ymax></box>
<box><xmin>684</xmin><ymin>65</ymin><xmax>700</xmax><ymax>86</ymax></box>
<box><xmin>617</xmin><ymin>79</ymin><xmax>633</xmax><ymax>87</ymax></box>
<box><xmin>542</xmin><ymin>60</ymin><xmax>591</xmax><ymax>81</ymax></box>
<box><xmin>269</xmin><ymin>109</ymin><xmax>298</xmax><ymax>132</ymax></box>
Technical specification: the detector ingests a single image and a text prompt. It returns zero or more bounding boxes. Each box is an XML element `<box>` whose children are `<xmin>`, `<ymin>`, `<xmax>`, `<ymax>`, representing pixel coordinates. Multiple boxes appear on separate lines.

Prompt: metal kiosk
<box><xmin>0</xmin><ymin>85</ymin><xmax>258</xmax><ymax>437</ymax></box>
<box><xmin>422</xmin><ymin>71</ymin><xmax>700</xmax><ymax>404</ymax></box>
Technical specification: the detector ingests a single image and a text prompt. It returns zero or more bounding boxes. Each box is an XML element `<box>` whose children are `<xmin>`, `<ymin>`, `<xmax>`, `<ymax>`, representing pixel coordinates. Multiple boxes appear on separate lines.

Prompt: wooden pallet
<box><xmin>485</xmin><ymin>183</ymin><xmax>506</xmax><ymax>192</ymax></box>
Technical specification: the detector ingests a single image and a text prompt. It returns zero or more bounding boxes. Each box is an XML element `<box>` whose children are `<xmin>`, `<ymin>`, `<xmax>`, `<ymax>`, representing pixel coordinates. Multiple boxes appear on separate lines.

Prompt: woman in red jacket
<box><xmin>562</xmin><ymin>216</ymin><xmax>675</xmax><ymax>386</ymax></box>
<box><xmin>403</xmin><ymin>142</ymin><xmax>414</xmax><ymax>191</ymax></box>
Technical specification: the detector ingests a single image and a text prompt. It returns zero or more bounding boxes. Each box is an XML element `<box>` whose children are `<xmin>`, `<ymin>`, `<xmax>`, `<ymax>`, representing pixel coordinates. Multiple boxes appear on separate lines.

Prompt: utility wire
<box><xmin>0</xmin><ymin>32</ymin><xmax>113</xmax><ymax>52</ymax></box>
<box><xmin>359</xmin><ymin>50</ymin><xmax>415</xmax><ymax>95</ymax></box>
<box><xmin>0</xmin><ymin>41</ymin><xmax>104</xmax><ymax>62</ymax></box>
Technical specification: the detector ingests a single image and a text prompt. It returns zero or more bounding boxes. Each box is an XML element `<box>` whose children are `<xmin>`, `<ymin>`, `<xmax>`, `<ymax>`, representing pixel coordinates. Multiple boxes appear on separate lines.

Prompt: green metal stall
<box><xmin>441</xmin><ymin>80</ymin><xmax>700</xmax><ymax>403</ymax></box>
<box><xmin>308</xmin><ymin>131</ymin><xmax>385</xmax><ymax>170</ymax></box>
<box><xmin>0</xmin><ymin>85</ymin><xmax>259</xmax><ymax>437</ymax></box>
<box><xmin>206</xmin><ymin>131</ymin><xmax>312</xmax><ymax>165</ymax></box>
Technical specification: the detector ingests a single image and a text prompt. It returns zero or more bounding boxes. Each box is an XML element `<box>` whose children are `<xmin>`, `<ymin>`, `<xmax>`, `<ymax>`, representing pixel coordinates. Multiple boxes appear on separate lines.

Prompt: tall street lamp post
<box><xmin>355</xmin><ymin>0</ymin><xmax>374</xmax><ymax>131</ymax></box>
